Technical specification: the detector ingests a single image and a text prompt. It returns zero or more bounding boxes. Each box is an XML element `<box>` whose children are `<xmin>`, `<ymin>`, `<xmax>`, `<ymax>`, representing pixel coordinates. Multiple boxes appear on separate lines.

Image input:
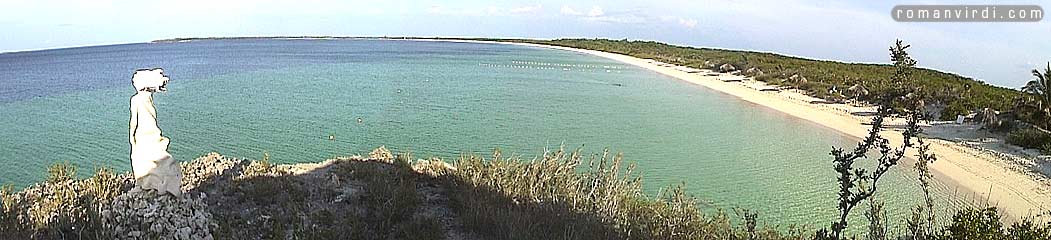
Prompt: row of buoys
<box><xmin>479</xmin><ymin>63</ymin><xmax>623</xmax><ymax>73</ymax></box>
<box><xmin>508</xmin><ymin>60</ymin><xmax>625</xmax><ymax>69</ymax></box>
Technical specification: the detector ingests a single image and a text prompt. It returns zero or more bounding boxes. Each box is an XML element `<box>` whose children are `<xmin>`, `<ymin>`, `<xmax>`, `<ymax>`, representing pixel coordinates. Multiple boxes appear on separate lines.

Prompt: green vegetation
<box><xmin>445</xmin><ymin>148</ymin><xmax>806</xmax><ymax>240</ymax></box>
<box><xmin>497</xmin><ymin>38</ymin><xmax>1020</xmax><ymax>120</ymax></box>
<box><xmin>197</xmin><ymin>150</ymin><xmax>444</xmax><ymax>240</ymax></box>
<box><xmin>2</xmin><ymin>146</ymin><xmax>1049</xmax><ymax>239</ymax></box>
<box><xmin>0</xmin><ymin>163</ymin><xmax>130</xmax><ymax>239</ymax></box>
<box><xmin>999</xmin><ymin>63</ymin><xmax>1051</xmax><ymax>153</ymax></box>
<box><xmin>813</xmin><ymin>40</ymin><xmax>927</xmax><ymax>240</ymax></box>
<box><xmin>1007</xmin><ymin>128</ymin><xmax>1051</xmax><ymax>154</ymax></box>
<box><xmin>490</xmin><ymin>37</ymin><xmax>1049</xmax><ymax>153</ymax></box>
<box><xmin>1021</xmin><ymin>63</ymin><xmax>1050</xmax><ymax>129</ymax></box>
<box><xmin>4</xmin><ymin>148</ymin><xmax>1046</xmax><ymax>240</ymax></box>
<box><xmin>5</xmin><ymin>37</ymin><xmax>1047</xmax><ymax>239</ymax></box>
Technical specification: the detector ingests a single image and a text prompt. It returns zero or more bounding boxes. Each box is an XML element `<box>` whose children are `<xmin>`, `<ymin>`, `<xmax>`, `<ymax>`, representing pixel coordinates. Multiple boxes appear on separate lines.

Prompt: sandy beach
<box><xmin>410</xmin><ymin>39</ymin><xmax>1051</xmax><ymax>221</ymax></box>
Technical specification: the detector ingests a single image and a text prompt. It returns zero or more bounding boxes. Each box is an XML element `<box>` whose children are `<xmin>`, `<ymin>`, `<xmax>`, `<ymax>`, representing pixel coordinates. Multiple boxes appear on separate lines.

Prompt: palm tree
<box><xmin>1020</xmin><ymin>62</ymin><xmax>1051</xmax><ymax>130</ymax></box>
<box><xmin>1024</xmin><ymin>62</ymin><xmax>1051</xmax><ymax>104</ymax></box>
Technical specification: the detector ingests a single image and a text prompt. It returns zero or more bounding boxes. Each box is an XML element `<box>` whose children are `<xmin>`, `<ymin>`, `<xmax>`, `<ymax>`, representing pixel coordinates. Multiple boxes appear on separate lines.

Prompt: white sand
<box><xmin>406</xmin><ymin>39</ymin><xmax>1051</xmax><ymax>221</ymax></box>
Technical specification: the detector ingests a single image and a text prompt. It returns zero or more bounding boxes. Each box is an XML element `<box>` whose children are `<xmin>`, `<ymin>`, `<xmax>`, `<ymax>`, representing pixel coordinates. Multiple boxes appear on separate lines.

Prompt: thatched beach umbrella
<box><xmin>719</xmin><ymin>63</ymin><xmax>737</xmax><ymax>73</ymax></box>
<box><xmin>978</xmin><ymin>108</ymin><xmax>1000</xmax><ymax>128</ymax></box>
<box><xmin>745</xmin><ymin>67</ymin><xmax>764</xmax><ymax>76</ymax></box>
<box><xmin>789</xmin><ymin>74</ymin><xmax>808</xmax><ymax>84</ymax></box>
<box><xmin>847</xmin><ymin>83</ymin><xmax>869</xmax><ymax>99</ymax></box>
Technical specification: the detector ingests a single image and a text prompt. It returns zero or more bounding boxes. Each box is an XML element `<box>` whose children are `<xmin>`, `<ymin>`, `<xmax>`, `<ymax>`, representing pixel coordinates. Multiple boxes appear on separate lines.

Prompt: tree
<box><xmin>1023</xmin><ymin>62</ymin><xmax>1051</xmax><ymax>102</ymax></box>
<box><xmin>1017</xmin><ymin>62</ymin><xmax>1051</xmax><ymax>131</ymax></box>
<box><xmin>816</xmin><ymin>39</ymin><xmax>926</xmax><ymax>240</ymax></box>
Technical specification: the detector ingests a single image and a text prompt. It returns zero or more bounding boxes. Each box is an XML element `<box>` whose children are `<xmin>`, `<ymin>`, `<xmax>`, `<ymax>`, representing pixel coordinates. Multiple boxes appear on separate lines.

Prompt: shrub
<box><xmin>933</xmin><ymin>207</ymin><xmax>1051</xmax><ymax>240</ymax></box>
<box><xmin>0</xmin><ymin>163</ymin><xmax>134</xmax><ymax>239</ymax></box>
<box><xmin>46</xmin><ymin>161</ymin><xmax>76</xmax><ymax>184</ymax></box>
<box><xmin>446</xmin><ymin>148</ymin><xmax>805</xmax><ymax>240</ymax></box>
<box><xmin>1006</xmin><ymin>128</ymin><xmax>1051</xmax><ymax>150</ymax></box>
<box><xmin>937</xmin><ymin>207</ymin><xmax>1004</xmax><ymax>239</ymax></box>
<box><xmin>0</xmin><ymin>184</ymin><xmax>18</xmax><ymax>235</ymax></box>
<box><xmin>939</xmin><ymin>101</ymin><xmax>971</xmax><ymax>121</ymax></box>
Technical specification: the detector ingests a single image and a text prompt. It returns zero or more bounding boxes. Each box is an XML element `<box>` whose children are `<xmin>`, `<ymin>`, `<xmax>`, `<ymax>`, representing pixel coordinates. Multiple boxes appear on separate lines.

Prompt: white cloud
<box><xmin>560</xmin><ymin>5</ymin><xmax>583</xmax><ymax>16</ymax></box>
<box><xmin>659</xmin><ymin>15</ymin><xmax>698</xmax><ymax>28</ymax></box>
<box><xmin>426</xmin><ymin>3</ymin><xmax>541</xmax><ymax>16</ymax></box>
<box><xmin>583</xmin><ymin>15</ymin><xmax>646</xmax><ymax>24</ymax></box>
<box><xmin>427</xmin><ymin>4</ymin><xmax>500</xmax><ymax>16</ymax></box>
<box><xmin>509</xmin><ymin>4</ymin><xmax>542</xmax><ymax>14</ymax></box>
<box><xmin>587</xmin><ymin>6</ymin><xmax>604</xmax><ymax>17</ymax></box>
<box><xmin>678</xmin><ymin>18</ymin><xmax>697</xmax><ymax>28</ymax></box>
<box><xmin>426</xmin><ymin>5</ymin><xmax>443</xmax><ymax>14</ymax></box>
<box><xmin>561</xmin><ymin>5</ymin><xmax>643</xmax><ymax>23</ymax></box>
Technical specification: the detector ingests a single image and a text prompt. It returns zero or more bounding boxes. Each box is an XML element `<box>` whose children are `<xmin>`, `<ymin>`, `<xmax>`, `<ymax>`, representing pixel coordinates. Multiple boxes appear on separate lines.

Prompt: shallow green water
<box><xmin>0</xmin><ymin>39</ymin><xmax>963</xmax><ymax>230</ymax></box>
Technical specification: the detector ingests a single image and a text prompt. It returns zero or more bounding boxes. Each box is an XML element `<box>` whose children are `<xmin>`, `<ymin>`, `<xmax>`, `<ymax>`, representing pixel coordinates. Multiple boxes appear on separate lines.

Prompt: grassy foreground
<box><xmin>1</xmin><ymin>147</ymin><xmax>1049</xmax><ymax>239</ymax></box>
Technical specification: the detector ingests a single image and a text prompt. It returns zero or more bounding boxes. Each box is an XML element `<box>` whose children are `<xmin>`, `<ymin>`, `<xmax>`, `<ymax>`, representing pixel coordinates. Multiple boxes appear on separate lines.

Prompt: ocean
<box><xmin>0</xmin><ymin>39</ymin><xmax>959</xmax><ymax>229</ymax></box>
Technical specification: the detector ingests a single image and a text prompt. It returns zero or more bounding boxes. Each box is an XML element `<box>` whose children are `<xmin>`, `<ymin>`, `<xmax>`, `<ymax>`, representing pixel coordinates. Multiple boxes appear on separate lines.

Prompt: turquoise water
<box><xmin>0</xmin><ymin>39</ymin><xmax>958</xmax><ymax>230</ymax></box>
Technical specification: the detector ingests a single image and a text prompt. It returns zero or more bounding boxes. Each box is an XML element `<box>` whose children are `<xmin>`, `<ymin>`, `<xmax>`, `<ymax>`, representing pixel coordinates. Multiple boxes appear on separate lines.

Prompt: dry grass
<box><xmin>0</xmin><ymin>162</ymin><xmax>132</xmax><ymax>239</ymax></box>
<box><xmin>3</xmin><ymin>146</ymin><xmax>1047</xmax><ymax>239</ymax></box>
<box><xmin>198</xmin><ymin>150</ymin><xmax>445</xmax><ymax>240</ymax></box>
<box><xmin>441</xmin><ymin>147</ymin><xmax>807</xmax><ymax>240</ymax></box>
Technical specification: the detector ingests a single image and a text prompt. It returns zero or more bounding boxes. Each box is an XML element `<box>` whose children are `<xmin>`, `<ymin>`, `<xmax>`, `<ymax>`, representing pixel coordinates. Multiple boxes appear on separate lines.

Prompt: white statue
<box><xmin>129</xmin><ymin>68</ymin><xmax>182</xmax><ymax>197</ymax></box>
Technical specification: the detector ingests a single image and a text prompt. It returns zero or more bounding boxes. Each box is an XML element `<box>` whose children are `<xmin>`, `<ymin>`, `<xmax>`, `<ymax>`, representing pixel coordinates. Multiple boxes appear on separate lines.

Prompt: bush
<box><xmin>4</xmin><ymin>147</ymin><xmax>1048</xmax><ymax>239</ymax></box>
<box><xmin>1006</xmin><ymin>128</ymin><xmax>1051</xmax><ymax>150</ymax></box>
<box><xmin>504</xmin><ymin>38</ymin><xmax>1024</xmax><ymax>117</ymax></box>
<box><xmin>446</xmin><ymin>148</ymin><xmax>805</xmax><ymax>240</ymax></box>
<box><xmin>937</xmin><ymin>207</ymin><xmax>1004</xmax><ymax>239</ymax></box>
<box><xmin>933</xmin><ymin>207</ymin><xmax>1051</xmax><ymax>240</ymax></box>
<box><xmin>939</xmin><ymin>101</ymin><xmax>971</xmax><ymax>121</ymax></box>
<box><xmin>0</xmin><ymin>163</ymin><xmax>133</xmax><ymax>239</ymax></box>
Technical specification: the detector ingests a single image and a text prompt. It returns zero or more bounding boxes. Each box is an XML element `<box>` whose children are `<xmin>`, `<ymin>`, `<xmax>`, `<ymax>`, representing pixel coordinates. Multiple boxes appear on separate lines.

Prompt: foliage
<box><xmin>204</xmin><ymin>152</ymin><xmax>444</xmax><ymax>240</ymax></box>
<box><xmin>1016</xmin><ymin>62</ymin><xmax>1051</xmax><ymax>130</ymax></box>
<box><xmin>445</xmin><ymin>147</ymin><xmax>808</xmax><ymax>240</ymax></box>
<box><xmin>927</xmin><ymin>207</ymin><xmax>1051</xmax><ymax>240</ymax></box>
<box><xmin>812</xmin><ymin>40</ymin><xmax>926</xmax><ymax>240</ymax></box>
<box><xmin>0</xmin><ymin>184</ymin><xmax>17</xmax><ymax>235</ymax></box>
<box><xmin>46</xmin><ymin>161</ymin><xmax>76</xmax><ymax>184</ymax></box>
<box><xmin>939</xmin><ymin>101</ymin><xmax>970</xmax><ymax>121</ymax></box>
<box><xmin>2</xmin><ymin>146</ymin><xmax>1049</xmax><ymax>239</ymax></box>
<box><xmin>1006</xmin><ymin>128</ymin><xmax>1051</xmax><ymax>151</ymax></box>
<box><xmin>938</xmin><ymin>207</ymin><xmax>1005</xmax><ymax>239</ymax></box>
<box><xmin>0</xmin><ymin>163</ymin><xmax>131</xmax><ymax>239</ymax></box>
<box><xmin>1024</xmin><ymin>63</ymin><xmax>1051</xmax><ymax>104</ymax></box>
<box><xmin>906</xmin><ymin>137</ymin><xmax>939</xmax><ymax>240</ymax></box>
<box><xmin>495</xmin><ymin>38</ymin><xmax>1021</xmax><ymax>119</ymax></box>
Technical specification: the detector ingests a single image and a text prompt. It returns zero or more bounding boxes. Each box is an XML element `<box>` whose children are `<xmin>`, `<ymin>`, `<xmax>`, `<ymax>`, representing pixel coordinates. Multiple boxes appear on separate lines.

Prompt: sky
<box><xmin>1</xmin><ymin>0</ymin><xmax>1049</xmax><ymax>88</ymax></box>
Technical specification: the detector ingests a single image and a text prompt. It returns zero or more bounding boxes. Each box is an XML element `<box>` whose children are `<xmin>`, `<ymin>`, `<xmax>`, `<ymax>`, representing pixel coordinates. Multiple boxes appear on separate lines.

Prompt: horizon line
<box><xmin>1</xmin><ymin>35</ymin><xmax>1014</xmax><ymax>90</ymax></box>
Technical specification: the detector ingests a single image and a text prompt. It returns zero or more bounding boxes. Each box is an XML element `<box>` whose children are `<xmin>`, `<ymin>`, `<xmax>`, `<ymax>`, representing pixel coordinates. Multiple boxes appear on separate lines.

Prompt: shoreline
<box><xmin>406</xmin><ymin>38</ymin><xmax>1051</xmax><ymax>220</ymax></box>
